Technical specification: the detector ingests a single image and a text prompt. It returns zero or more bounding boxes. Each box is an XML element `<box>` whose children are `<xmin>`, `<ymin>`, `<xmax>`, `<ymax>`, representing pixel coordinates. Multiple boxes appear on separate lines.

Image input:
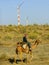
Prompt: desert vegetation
<box><xmin>0</xmin><ymin>24</ymin><xmax>49</xmax><ymax>44</ymax></box>
<box><xmin>0</xmin><ymin>24</ymin><xmax>49</xmax><ymax>65</ymax></box>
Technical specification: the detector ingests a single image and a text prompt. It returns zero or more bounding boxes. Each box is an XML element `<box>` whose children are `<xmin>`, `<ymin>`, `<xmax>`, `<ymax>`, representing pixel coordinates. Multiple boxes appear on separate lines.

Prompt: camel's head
<box><xmin>35</xmin><ymin>39</ymin><xmax>41</xmax><ymax>45</ymax></box>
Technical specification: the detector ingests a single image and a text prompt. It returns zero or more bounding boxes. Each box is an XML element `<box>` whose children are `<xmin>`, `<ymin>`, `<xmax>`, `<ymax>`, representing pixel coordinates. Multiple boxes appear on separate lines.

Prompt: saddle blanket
<box><xmin>22</xmin><ymin>44</ymin><xmax>27</xmax><ymax>49</ymax></box>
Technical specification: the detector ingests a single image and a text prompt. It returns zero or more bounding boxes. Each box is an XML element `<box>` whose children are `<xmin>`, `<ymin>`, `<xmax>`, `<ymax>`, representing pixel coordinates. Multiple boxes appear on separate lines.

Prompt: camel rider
<box><xmin>23</xmin><ymin>34</ymin><xmax>31</xmax><ymax>51</ymax></box>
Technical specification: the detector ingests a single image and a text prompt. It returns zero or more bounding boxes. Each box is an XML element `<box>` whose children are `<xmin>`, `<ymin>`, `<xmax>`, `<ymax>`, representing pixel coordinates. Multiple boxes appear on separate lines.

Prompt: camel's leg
<box><xmin>17</xmin><ymin>48</ymin><xmax>23</xmax><ymax>62</ymax></box>
<box><xmin>30</xmin><ymin>53</ymin><xmax>33</xmax><ymax>61</ymax></box>
<box><xmin>26</xmin><ymin>51</ymin><xmax>33</xmax><ymax>63</ymax></box>
<box><xmin>20</xmin><ymin>52</ymin><xmax>23</xmax><ymax>60</ymax></box>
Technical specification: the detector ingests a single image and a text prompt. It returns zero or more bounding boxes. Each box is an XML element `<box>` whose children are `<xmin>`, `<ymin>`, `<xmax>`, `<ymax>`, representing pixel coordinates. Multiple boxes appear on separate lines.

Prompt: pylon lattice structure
<box><xmin>17</xmin><ymin>6</ymin><xmax>20</xmax><ymax>25</ymax></box>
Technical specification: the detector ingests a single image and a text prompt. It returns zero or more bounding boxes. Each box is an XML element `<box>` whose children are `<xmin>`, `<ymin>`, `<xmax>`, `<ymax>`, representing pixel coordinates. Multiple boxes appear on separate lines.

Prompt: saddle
<box><xmin>17</xmin><ymin>42</ymin><xmax>28</xmax><ymax>49</ymax></box>
<box><xmin>22</xmin><ymin>44</ymin><xmax>27</xmax><ymax>49</ymax></box>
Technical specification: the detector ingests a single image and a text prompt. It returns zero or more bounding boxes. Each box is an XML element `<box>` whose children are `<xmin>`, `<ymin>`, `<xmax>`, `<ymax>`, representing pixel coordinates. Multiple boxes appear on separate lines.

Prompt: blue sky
<box><xmin>0</xmin><ymin>0</ymin><xmax>49</xmax><ymax>25</ymax></box>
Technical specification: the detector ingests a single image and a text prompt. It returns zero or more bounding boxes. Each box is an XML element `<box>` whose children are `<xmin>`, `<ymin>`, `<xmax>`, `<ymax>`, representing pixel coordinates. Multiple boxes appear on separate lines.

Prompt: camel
<box><xmin>15</xmin><ymin>39</ymin><xmax>40</xmax><ymax>62</ymax></box>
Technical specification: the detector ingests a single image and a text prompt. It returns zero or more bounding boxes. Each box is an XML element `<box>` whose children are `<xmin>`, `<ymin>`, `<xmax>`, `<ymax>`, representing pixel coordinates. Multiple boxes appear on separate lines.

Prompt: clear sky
<box><xmin>0</xmin><ymin>0</ymin><xmax>49</xmax><ymax>25</ymax></box>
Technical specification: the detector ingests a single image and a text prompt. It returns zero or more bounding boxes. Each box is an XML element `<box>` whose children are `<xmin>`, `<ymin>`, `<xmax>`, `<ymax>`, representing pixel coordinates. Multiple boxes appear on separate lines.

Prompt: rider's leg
<box><xmin>27</xmin><ymin>42</ymin><xmax>31</xmax><ymax>51</ymax></box>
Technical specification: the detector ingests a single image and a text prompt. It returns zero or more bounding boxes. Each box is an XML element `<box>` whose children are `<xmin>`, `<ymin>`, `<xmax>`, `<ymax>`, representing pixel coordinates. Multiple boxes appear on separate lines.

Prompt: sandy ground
<box><xmin>0</xmin><ymin>43</ymin><xmax>49</xmax><ymax>65</ymax></box>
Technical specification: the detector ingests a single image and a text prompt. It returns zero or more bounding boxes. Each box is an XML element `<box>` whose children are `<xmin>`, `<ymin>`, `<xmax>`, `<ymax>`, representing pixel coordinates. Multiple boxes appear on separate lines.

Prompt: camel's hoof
<box><xmin>8</xmin><ymin>58</ymin><xmax>14</xmax><ymax>64</ymax></box>
<box><xmin>16</xmin><ymin>59</ymin><xmax>22</xmax><ymax>64</ymax></box>
<box><xmin>23</xmin><ymin>58</ymin><xmax>27</xmax><ymax>63</ymax></box>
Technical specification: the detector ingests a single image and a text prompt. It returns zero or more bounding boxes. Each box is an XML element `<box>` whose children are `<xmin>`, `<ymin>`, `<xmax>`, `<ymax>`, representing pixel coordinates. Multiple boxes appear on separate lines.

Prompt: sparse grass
<box><xmin>0</xmin><ymin>24</ymin><xmax>49</xmax><ymax>65</ymax></box>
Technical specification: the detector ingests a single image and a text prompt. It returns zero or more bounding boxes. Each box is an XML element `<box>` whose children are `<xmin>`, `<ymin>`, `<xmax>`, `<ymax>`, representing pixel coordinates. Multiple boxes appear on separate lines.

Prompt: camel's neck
<box><xmin>32</xmin><ymin>40</ymin><xmax>39</xmax><ymax>49</ymax></box>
